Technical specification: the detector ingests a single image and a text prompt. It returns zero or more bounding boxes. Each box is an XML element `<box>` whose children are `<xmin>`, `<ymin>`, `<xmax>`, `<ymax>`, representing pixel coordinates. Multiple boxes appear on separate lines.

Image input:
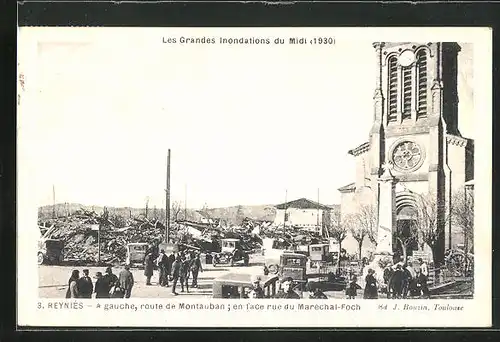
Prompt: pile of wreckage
<box><xmin>38</xmin><ymin>209</ymin><xmax>328</xmax><ymax>265</ymax></box>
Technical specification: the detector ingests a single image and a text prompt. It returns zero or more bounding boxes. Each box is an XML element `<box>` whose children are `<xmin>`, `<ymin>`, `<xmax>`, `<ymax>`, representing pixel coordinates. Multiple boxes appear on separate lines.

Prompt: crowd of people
<box><xmin>65</xmin><ymin>266</ymin><xmax>133</xmax><ymax>299</ymax></box>
<box><xmin>357</xmin><ymin>257</ymin><xmax>430</xmax><ymax>299</ymax></box>
<box><xmin>64</xmin><ymin>249</ymin><xmax>204</xmax><ymax>298</ymax></box>
<box><xmin>63</xmin><ymin>248</ymin><xmax>430</xmax><ymax>300</ymax></box>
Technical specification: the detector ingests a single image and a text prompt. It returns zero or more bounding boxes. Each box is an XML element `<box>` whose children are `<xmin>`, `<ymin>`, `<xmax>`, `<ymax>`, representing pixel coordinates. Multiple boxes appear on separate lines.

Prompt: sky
<box><xmin>18</xmin><ymin>28</ymin><xmax>474</xmax><ymax>209</ymax></box>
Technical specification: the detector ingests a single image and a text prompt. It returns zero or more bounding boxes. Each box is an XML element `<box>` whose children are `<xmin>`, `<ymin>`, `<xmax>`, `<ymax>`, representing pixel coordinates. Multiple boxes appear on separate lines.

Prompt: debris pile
<box><xmin>38</xmin><ymin>210</ymin><xmax>330</xmax><ymax>265</ymax></box>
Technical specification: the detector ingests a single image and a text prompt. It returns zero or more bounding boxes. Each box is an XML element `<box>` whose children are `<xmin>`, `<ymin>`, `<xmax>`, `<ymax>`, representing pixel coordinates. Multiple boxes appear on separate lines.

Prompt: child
<box><xmin>346</xmin><ymin>276</ymin><xmax>362</xmax><ymax>299</ymax></box>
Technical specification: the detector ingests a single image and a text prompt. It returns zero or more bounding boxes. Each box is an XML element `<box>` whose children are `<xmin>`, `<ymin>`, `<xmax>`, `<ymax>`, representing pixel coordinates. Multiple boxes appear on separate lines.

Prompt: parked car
<box><xmin>212</xmin><ymin>273</ymin><xmax>280</xmax><ymax>298</ymax></box>
<box><xmin>212</xmin><ymin>238</ymin><xmax>249</xmax><ymax>267</ymax></box>
<box><xmin>125</xmin><ymin>242</ymin><xmax>149</xmax><ymax>267</ymax></box>
<box><xmin>38</xmin><ymin>239</ymin><xmax>64</xmax><ymax>265</ymax></box>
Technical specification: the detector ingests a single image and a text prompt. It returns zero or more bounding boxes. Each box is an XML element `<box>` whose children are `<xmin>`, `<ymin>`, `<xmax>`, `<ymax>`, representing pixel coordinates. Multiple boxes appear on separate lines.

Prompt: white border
<box><xmin>17</xmin><ymin>27</ymin><xmax>492</xmax><ymax>328</ymax></box>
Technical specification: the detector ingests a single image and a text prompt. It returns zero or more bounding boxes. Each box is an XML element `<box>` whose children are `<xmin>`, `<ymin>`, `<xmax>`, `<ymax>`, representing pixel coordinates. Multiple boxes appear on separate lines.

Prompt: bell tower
<box><xmin>369</xmin><ymin>42</ymin><xmax>462</xmax><ymax>264</ymax></box>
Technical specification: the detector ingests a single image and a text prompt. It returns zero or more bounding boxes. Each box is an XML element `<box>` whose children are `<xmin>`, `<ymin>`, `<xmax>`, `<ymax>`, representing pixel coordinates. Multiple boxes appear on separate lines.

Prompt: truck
<box><xmin>38</xmin><ymin>225</ymin><xmax>64</xmax><ymax>265</ymax></box>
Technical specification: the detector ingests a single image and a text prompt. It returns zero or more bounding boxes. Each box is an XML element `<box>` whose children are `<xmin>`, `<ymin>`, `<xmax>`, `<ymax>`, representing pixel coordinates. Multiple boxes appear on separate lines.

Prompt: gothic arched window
<box><xmin>402</xmin><ymin>66</ymin><xmax>412</xmax><ymax>120</ymax></box>
<box><xmin>416</xmin><ymin>49</ymin><xmax>428</xmax><ymax>118</ymax></box>
<box><xmin>388</xmin><ymin>56</ymin><xmax>398</xmax><ymax>123</ymax></box>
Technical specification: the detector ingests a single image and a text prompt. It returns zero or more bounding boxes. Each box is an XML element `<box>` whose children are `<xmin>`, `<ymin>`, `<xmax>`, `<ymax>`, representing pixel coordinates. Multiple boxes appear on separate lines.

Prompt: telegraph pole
<box><xmin>284</xmin><ymin>189</ymin><xmax>288</xmax><ymax>228</ymax></box>
<box><xmin>317</xmin><ymin>188</ymin><xmax>321</xmax><ymax>236</ymax></box>
<box><xmin>165</xmin><ymin>149</ymin><xmax>171</xmax><ymax>243</ymax></box>
<box><xmin>184</xmin><ymin>184</ymin><xmax>187</xmax><ymax>221</ymax></box>
<box><xmin>52</xmin><ymin>185</ymin><xmax>56</xmax><ymax>218</ymax></box>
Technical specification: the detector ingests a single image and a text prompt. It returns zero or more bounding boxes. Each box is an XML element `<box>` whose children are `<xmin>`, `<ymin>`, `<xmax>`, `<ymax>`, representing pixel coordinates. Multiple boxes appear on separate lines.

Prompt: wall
<box><xmin>273</xmin><ymin>208</ymin><xmax>324</xmax><ymax>231</ymax></box>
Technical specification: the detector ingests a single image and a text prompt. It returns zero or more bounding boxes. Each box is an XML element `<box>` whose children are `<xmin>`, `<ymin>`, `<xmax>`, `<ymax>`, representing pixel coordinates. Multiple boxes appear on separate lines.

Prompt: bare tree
<box><xmin>235</xmin><ymin>205</ymin><xmax>245</xmax><ymax>225</ymax></box>
<box><xmin>325</xmin><ymin>207</ymin><xmax>348</xmax><ymax>267</ymax></box>
<box><xmin>414</xmin><ymin>192</ymin><xmax>450</xmax><ymax>267</ymax></box>
<box><xmin>171</xmin><ymin>201</ymin><xmax>183</xmax><ymax>222</ymax></box>
<box><xmin>354</xmin><ymin>204</ymin><xmax>378</xmax><ymax>247</ymax></box>
<box><xmin>394</xmin><ymin>221</ymin><xmax>419</xmax><ymax>263</ymax></box>
<box><xmin>451</xmin><ymin>188</ymin><xmax>474</xmax><ymax>253</ymax></box>
<box><xmin>346</xmin><ymin>214</ymin><xmax>367</xmax><ymax>260</ymax></box>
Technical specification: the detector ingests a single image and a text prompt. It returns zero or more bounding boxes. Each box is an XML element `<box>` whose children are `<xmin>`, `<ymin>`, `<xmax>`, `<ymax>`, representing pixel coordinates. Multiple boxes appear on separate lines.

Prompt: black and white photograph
<box><xmin>17</xmin><ymin>27</ymin><xmax>491</xmax><ymax>327</ymax></box>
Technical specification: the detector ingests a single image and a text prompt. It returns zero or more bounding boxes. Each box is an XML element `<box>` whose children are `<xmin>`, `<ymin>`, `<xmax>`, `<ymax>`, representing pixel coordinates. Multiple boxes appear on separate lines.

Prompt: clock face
<box><xmin>391</xmin><ymin>141</ymin><xmax>423</xmax><ymax>172</ymax></box>
<box><xmin>399</xmin><ymin>50</ymin><xmax>415</xmax><ymax>67</ymax></box>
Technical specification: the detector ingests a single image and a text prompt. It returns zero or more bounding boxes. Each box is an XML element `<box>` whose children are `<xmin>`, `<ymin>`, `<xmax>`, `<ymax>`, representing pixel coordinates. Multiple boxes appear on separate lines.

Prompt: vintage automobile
<box><xmin>212</xmin><ymin>238</ymin><xmax>249</xmax><ymax>267</ymax></box>
<box><xmin>212</xmin><ymin>272</ymin><xmax>280</xmax><ymax>298</ymax></box>
<box><xmin>308</xmin><ymin>243</ymin><xmax>335</xmax><ymax>266</ymax></box>
<box><xmin>38</xmin><ymin>224</ymin><xmax>65</xmax><ymax>265</ymax></box>
<box><xmin>278</xmin><ymin>252</ymin><xmax>308</xmax><ymax>284</ymax></box>
<box><xmin>125</xmin><ymin>242</ymin><xmax>149</xmax><ymax>267</ymax></box>
<box><xmin>38</xmin><ymin>239</ymin><xmax>64</xmax><ymax>265</ymax></box>
<box><xmin>263</xmin><ymin>238</ymin><xmax>297</xmax><ymax>272</ymax></box>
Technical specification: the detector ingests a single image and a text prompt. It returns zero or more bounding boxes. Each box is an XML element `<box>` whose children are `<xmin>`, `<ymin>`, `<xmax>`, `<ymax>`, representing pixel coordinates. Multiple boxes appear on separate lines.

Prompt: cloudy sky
<box><xmin>18</xmin><ymin>28</ymin><xmax>475</xmax><ymax>209</ymax></box>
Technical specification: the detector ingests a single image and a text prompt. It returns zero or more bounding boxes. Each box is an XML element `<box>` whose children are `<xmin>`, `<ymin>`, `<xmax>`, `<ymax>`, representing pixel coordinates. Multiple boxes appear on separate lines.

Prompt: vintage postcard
<box><xmin>17</xmin><ymin>27</ymin><xmax>491</xmax><ymax>328</ymax></box>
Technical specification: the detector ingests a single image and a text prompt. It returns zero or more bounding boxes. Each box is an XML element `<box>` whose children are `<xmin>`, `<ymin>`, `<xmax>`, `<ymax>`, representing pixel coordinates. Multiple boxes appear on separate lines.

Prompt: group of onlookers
<box><xmin>352</xmin><ymin>257</ymin><xmax>430</xmax><ymax>299</ymax></box>
<box><xmin>65</xmin><ymin>266</ymin><xmax>134</xmax><ymax>299</ymax></box>
<box><xmin>143</xmin><ymin>249</ymin><xmax>204</xmax><ymax>296</ymax></box>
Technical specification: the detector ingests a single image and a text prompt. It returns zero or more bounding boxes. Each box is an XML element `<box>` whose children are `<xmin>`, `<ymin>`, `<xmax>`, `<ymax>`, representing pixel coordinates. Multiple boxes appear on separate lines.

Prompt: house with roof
<box><xmin>273</xmin><ymin>198</ymin><xmax>333</xmax><ymax>234</ymax></box>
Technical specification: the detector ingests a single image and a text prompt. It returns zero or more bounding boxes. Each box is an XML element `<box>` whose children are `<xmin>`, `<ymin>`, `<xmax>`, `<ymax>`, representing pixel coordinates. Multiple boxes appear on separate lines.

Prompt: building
<box><xmin>338</xmin><ymin>42</ymin><xmax>474</xmax><ymax>263</ymax></box>
<box><xmin>273</xmin><ymin>198</ymin><xmax>333</xmax><ymax>233</ymax></box>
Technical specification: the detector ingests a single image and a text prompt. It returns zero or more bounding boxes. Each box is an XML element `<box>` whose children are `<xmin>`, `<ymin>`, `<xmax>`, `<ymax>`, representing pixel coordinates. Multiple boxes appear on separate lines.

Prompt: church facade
<box><xmin>338</xmin><ymin>42</ymin><xmax>474</xmax><ymax>263</ymax></box>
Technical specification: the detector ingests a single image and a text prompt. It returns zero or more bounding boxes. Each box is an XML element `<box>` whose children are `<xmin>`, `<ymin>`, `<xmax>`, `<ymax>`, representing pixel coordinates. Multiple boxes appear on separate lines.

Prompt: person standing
<box><xmin>383</xmin><ymin>264</ymin><xmax>394</xmax><ymax>298</ymax></box>
<box><xmin>118</xmin><ymin>265</ymin><xmax>135</xmax><ymax>298</ymax></box>
<box><xmin>180</xmin><ymin>254</ymin><xmax>192</xmax><ymax>293</ymax></box>
<box><xmin>65</xmin><ymin>270</ymin><xmax>80</xmax><ymax>298</ymax></box>
<box><xmin>144</xmin><ymin>252</ymin><xmax>154</xmax><ymax>285</ymax></box>
<box><xmin>389</xmin><ymin>264</ymin><xmax>405</xmax><ymax>299</ymax></box>
<box><xmin>93</xmin><ymin>272</ymin><xmax>109</xmax><ymax>298</ymax></box>
<box><xmin>345</xmin><ymin>276</ymin><xmax>362</xmax><ymax>299</ymax></box>
<box><xmin>402</xmin><ymin>263</ymin><xmax>414</xmax><ymax>299</ymax></box>
<box><xmin>103</xmin><ymin>267</ymin><xmax>118</xmax><ymax>298</ymax></box>
<box><xmin>171</xmin><ymin>255</ymin><xmax>182</xmax><ymax>296</ymax></box>
<box><xmin>418</xmin><ymin>258</ymin><xmax>430</xmax><ymax>298</ymax></box>
<box><xmin>156</xmin><ymin>249</ymin><xmax>168</xmax><ymax>287</ymax></box>
<box><xmin>77</xmin><ymin>269</ymin><xmax>93</xmax><ymax>298</ymax></box>
<box><xmin>191</xmin><ymin>253</ymin><xmax>203</xmax><ymax>288</ymax></box>
<box><xmin>363</xmin><ymin>268</ymin><xmax>378</xmax><ymax>299</ymax></box>
<box><xmin>167</xmin><ymin>252</ymin><xmax>175</xmax><ymax>279</ymax></box>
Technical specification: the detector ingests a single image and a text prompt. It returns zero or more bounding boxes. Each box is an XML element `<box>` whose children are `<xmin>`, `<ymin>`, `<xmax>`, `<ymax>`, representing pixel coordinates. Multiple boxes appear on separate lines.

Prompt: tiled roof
<box><xmin>275</xmin><ymin>198</ymin><xmax>332</xmax><ymax>210</ymax></box>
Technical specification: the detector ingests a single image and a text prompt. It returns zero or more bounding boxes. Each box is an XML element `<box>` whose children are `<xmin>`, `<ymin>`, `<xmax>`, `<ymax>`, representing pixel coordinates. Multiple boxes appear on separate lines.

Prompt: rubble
<box><xmin>38</xmin><ymin>210</ymin><xmax>329</xmax><ymax>266</ymax></box>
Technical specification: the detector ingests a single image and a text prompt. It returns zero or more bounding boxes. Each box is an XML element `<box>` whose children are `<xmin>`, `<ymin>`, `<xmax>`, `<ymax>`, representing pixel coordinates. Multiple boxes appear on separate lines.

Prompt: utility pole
<box><xmin>52</xmin><ymin>185</ymin><xmax>56</xmax><ymax>218</ymax></box>
<box><xmin>284</xmin><ymin>189</ymin><xmax>288</xmax><ymax>228</ymax></box>
<box><xmin>317</xmin><ymin>188</ymin><xmax>321</xmax><ymax>236</ymax></box>
<box><xmin>145</xmin><ymin>196</ymin><xmax>149</xmax><ymax>219</ymax></box>
<box><xmin>184</xmin><ymin>184</ymin><xmax>187</xmax><ymax>221</ymax></box>
<box><xmin>165</xmin><ymin>149</ymin><xmax>171</xmax><ymax>243</ymax></box>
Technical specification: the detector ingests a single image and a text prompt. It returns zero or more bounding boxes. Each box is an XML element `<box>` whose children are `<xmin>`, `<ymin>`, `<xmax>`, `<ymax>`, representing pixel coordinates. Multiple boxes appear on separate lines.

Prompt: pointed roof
<box><xmin>275</xmin><ymin>198</ymin><xmax>332</xmax><ymax>210</ymax></box>
<box><xmin>337</xmin><ymin>182</ymin><xmax>356</xmax><ymax>193</ymax></box>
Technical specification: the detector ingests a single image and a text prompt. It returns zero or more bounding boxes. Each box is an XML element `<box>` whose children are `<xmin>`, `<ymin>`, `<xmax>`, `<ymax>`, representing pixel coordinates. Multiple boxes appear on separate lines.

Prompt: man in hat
<box><xmin>144</xmin><ymin>252</ymin><xmax>154</xmax><ymax>285</ymax></box>
<box><xmin>273</xmin><ymin>277</ymin><xmax>300</xmax><ymax>299</ymax></box>
<box><xmin>418</xmin><ymin>258</ymin><xmax>430</xmax><ymax>298</ymax></box>
<box><xmin>103</xmin><ymin>266</ymin><xmax>118</xmax><ymax>298</ymax></box>
<box><xmin>94</xmin><ymin>272</ymin><xmax>109</xmax><ymax>298</ymax></box>
<box><xmin>156</xmin><ymin>249</ymin><xmax>168</xmax><ymax>287</ymax></box>
<box><xmin>171</xmin><ymin>254</ymin><xmax>182</xmax><ymax>296</ymax></box>
<box><xmin>191</xmin><ymin>253</ymin><xmax>203</xmax><ymax>288</ymax></box>
<box><xmin>77</xmin><ymin>269</ymin><xmax>93</xmax><ymax>298</ymax></box>
<box><xmin>180</xmin><ymin>253</ymin><xmax>192</xmax><ymax>293</ymax></box>
<box><xmin>389</xmin><ymin>264</ymin><xmax>405</xmax><ymax>299</ymax></box>
<box><xmin>248</xmin><ymin>274</ymin><xmax>265</xmax><ymax>299</ymax></box>
<box><xmin>118</xmin><ymin>264</ymin><xmax>135</xmax><ymax>298</ymax></box>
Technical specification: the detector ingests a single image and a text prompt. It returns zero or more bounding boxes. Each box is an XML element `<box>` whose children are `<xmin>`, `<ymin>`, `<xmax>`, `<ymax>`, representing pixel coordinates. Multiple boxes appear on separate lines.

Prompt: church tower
<box><xmin>373</xmin><ymin>42</ymin><xmax>471</xmax><ymax>264</ymax></box>
<box><xmin>340</xmin><ymin>42</ymin><xmax>473</xmax><ymax>264</ymax></box>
